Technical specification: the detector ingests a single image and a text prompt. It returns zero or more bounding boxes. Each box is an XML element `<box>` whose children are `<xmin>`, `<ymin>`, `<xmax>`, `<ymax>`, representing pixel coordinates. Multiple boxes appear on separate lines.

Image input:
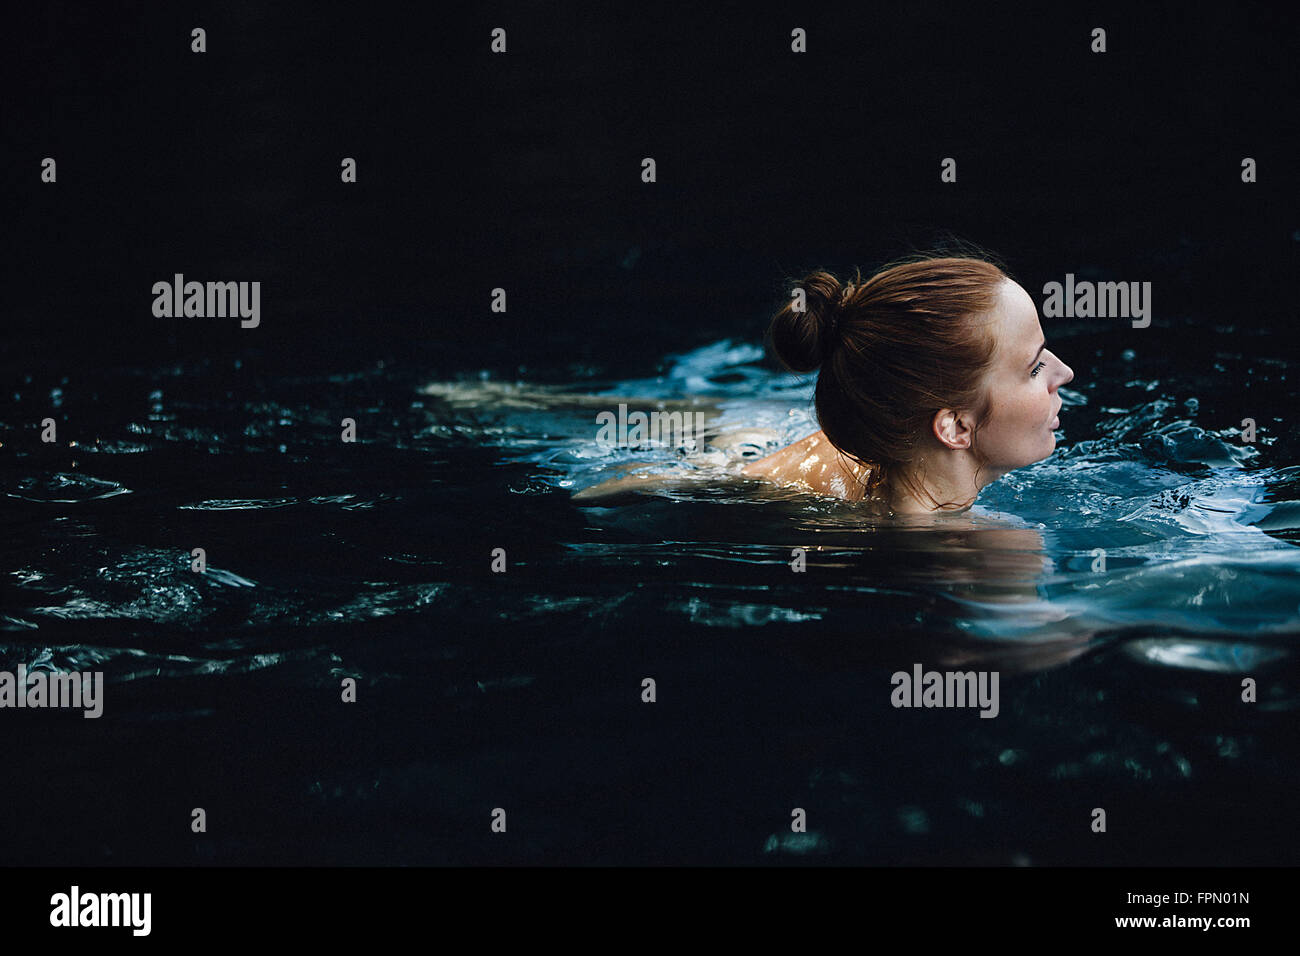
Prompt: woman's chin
<box><xmin>1027</xmin><ymin>437</ymin><xmax>1056</xmax><ymax>465</ymax></box>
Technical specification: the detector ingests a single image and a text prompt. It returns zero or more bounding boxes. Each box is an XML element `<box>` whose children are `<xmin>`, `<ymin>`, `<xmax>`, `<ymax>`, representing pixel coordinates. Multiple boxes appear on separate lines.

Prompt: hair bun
<box><xmin>767</xmin><ymin>269</ymin><xmax>850</xmax><ymax>373</ymax></box>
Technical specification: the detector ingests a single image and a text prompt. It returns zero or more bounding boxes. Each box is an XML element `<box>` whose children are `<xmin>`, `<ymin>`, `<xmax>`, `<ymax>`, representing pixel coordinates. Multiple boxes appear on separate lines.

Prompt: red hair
<box><xmin>766</xmin><ymin>252</ymin><xmax>1010</xmax><ymax>508</ymax></box>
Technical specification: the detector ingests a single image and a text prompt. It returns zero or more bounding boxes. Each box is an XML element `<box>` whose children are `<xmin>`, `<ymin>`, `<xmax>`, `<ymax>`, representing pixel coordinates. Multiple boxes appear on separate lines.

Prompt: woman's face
<box><xmin>973</xmin><ymin>279</ymin><xmax>1074</xmax><ymax>474</ymax></box>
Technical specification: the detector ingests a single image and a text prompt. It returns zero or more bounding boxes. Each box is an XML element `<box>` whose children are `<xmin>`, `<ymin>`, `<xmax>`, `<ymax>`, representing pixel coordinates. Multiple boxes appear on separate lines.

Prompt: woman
<box><xmin>569</xmin><ymin>252</ymin><xmax>1098</xmax><ymax>669</ymax></box>
<box><xmin>743</xmin><ymin>254</ymin><xmax>1074</xmax><ymax>513</ymax></box>
<box><xmin>575</xmin><ymin>253</ymin><xmax>1074</xmax><ymax>516</ymax></box>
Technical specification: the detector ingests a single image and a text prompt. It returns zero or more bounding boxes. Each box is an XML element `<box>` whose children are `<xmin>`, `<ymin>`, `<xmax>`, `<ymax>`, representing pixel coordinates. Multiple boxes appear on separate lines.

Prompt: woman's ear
<box><xmin>930</xmin><ymin>408</ymin><xmax>975</xmax><ymax>450</ymax></box>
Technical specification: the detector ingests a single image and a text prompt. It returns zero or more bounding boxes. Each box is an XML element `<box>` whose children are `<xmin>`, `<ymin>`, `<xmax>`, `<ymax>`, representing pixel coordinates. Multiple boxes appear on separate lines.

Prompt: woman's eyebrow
<box><xmin>1028</xmin><ymin>340</ymin><xmax>1046</xmax><ymax>367</ymax></box>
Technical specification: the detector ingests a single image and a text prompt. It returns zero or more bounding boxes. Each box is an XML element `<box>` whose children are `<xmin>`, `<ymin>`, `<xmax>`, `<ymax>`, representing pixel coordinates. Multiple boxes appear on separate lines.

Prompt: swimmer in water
<box><xmin>566</xmin><ymin>250</ymin><xmax>1104</xmax><ymax>667</ymax></box>
<box><xmin>574</xmin><ymin>252</ymin><xmax>1075</xmax><ymax>516</ymax></box>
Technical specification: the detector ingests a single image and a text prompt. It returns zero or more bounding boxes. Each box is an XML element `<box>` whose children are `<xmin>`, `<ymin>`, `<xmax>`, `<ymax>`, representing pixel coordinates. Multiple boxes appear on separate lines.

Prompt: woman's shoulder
<box><xmin>741</xmin><ymin>430</ymin><xmax>871</xmax><ymax>501</ymax></box>
<box><xmin>739</xmin><ymin>430</ymin><xmax>821</xmax><ymax>475</ymax></box>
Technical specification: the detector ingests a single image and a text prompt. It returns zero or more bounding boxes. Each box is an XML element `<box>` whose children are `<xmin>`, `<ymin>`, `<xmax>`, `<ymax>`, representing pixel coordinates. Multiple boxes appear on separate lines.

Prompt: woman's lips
<box><xmin>1051</xmin><ymin>414</ymin><xmax>1060</xmax><ymax>428</ymax></box>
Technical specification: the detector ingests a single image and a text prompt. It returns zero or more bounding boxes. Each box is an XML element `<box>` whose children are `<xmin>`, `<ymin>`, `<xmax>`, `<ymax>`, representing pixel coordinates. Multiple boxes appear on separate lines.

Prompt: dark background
<box><xmin>2</xmin><ymin>0</ymin><xmax>1299</xmax><ymax>880</ymax></box>
<box><xmin>4</xmin><ymin>1</ymin><xmax>1296</xmax><ymax>384</ymax></box>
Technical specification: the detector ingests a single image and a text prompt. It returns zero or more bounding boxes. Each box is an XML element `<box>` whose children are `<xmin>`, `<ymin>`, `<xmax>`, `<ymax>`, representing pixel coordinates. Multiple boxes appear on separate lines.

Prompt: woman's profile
<box><xmin>574</xmin><ymin>251</ymin><xmax>1075</xmax><ymax>518</ymax></box>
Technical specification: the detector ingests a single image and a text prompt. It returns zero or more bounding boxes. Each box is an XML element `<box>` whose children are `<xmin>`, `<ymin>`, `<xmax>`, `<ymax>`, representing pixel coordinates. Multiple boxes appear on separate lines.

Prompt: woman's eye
<box><xmin>1030</xmin><ymin>361</ymin><xmax>1046</xmax><ymax>378</ymax></box>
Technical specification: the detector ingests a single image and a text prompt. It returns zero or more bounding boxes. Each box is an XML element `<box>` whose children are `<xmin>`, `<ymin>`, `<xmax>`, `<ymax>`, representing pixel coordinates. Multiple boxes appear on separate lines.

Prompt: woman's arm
<box><xmin>570</xmin><ymin>464</ymin><xmax>706</xmax><ymax>504</ymax></box>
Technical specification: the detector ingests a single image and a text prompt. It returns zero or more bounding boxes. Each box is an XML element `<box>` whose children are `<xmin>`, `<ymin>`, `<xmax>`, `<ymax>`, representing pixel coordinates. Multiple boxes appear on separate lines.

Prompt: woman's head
<box><xmin>766</xmin><ymin>253</ymin><xmax>1074</xmax><ymax>511</ymax></box>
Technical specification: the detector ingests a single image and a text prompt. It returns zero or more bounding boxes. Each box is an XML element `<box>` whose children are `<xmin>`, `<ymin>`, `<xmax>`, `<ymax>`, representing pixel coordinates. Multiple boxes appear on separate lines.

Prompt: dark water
<box><xmin>4</xmin><ymin>4</ymin><xmax>1297</xmax><ymax>865</ymax></box>
<box><xmin>3</xmin><ymin>319</ymin><xmax>1299</xmax><ymax>865</ymax></box>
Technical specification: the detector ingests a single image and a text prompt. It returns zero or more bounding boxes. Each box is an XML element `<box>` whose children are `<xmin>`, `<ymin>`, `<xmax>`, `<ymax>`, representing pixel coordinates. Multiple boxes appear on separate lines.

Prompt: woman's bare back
<box><xmin>740</xmin><ymin>430</ymin><xmax>872</xmax><ymax>501</ymax></box>
<box><xmin>573</xmin><ymin>428</ymin><xmax>872</xmax><ymax>504</ymax></box>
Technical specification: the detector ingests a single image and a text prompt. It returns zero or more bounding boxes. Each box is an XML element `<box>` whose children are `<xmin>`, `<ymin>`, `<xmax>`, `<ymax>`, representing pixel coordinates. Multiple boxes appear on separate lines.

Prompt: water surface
<box><xmin>3</xmin><ymin>329</ymin><xmax>1296</xmax><ymax>864</ymax></box>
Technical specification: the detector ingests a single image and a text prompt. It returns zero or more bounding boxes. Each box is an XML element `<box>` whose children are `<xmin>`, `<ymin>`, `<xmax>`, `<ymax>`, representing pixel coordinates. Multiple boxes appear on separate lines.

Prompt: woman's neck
<box><xmin>883</xmin><ymin>450</ymin><xmax>997</xmax><ymax>515</ymax></box>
